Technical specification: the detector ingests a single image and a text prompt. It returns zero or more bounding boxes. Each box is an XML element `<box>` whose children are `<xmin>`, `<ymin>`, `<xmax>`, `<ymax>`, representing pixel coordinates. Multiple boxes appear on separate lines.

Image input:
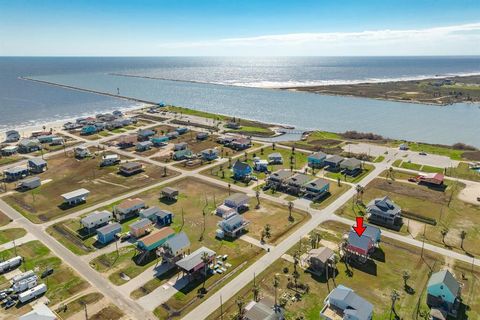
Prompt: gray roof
<box><xmin>325</xmin><ymin>155</ymin><xmax>344</xmax><ymax>165</ymax></box>
<box><xmin>97</xmin><ymin>222</ymin><xmax>121</xmax><ymax>235</ymax></box>
<box><xmin>286</xmin><ymin>173</ymin><xmax>312</xmax><ymax>186</ymax></box>
<box><xmin>327</xmin><ymin>285</ymin><xmax>373</xmax><ymax>320</ymax></box>
<box><xmin>156</xmin><ymin>209</ymin><xmax>173</xmax><ymax>219</ymax></box>
<box><xmin>162</xmin><ymin>187</ymin><xmax>179</xmax><ymax>196</ymax></box>
<box><xmin>81</xmin><ymin>210</ymin><xmax>111</xmax><ymax>225</ymax></box>
<box><xmin>341</xmin><ymin>158</ymin><xmax>362</xmax><ymax>168</ymax></box>
<box><xmin>305</xmin><ymin>178</ymin><xmax>329</xmax><ymax>190</ymax></box>
<box><xmin>141</xmin><ymin>206</ymin><xmax>161</xmax><ymax>217</ymax></box>
<box><xmin>219</xmin><ymin>214</ymin><xmax>244</xmax><ymax>229</ymax></box>
<box><xmin>19</xmin><ymin>176</ymin><xmax>41</xmax><ymax>184</ymax></box>
<box><xmin>428</xmin><ymin>270</ymin><xmax>460</xmax><ymax>297</ymax></box>
<box><xmin>130</xmin><ymin>218</ymin><xmax>152</xmax><ymax>230</ymax></box>
<box><xmin>137</xmin><ymin>141</ymin><xmax>153</xmax><ymax>147</ymax></box>
<box><xmin>347</xmin><ymin>232</ymin><xmax>372</xmax><ymax>251</ymax></box>
<box><xmin>309</xmin><ymin>247</ymin><xmax>334</xmax><ymax>263</ymax></box>
<box><xmin>4</xmin><ymin>166</ymin><xmax>28</xmax><ymax>174</ymax></box>
<box><xmin>121</xmin><ymin>162</ymin><xmax>142</xmax><ymax>170</ymax></box>
<box><xmin>233</xmin><ymin>160</ymin><xmax>251</xmax><ymax>171</ymax></box>
<box><xmin>367</xmin><ymin>196</ymin><xmax>401</xmax><ymax>217</ymax></box>
<box><xmin>269</xmin><ymin>169</ymin><xmax>294</xmax><ymax>181</ymax></box>
<box><xmin>176</xmin><ymin>246</ymin><xmax>216</xmax><ymax>271</ymax></box>
<box><xmin>362</xmin><ymin>225</ymin><xmax>381</xmax><ymax>242</ymax></box>
<box><xmin>225</xmin><ymin>193</ymin><xmax>250</xmax><ymax>205</ymax></box>
<box><xmin>163</xmin><ymin>232</ymin><xmax>190</xmax><ymax>253</ymax></box>
<box><xmin>28</xmin><ymin>158</ymin><xmax>47</xmax><ymax>166</ymax></box>
<box><xmin>245</xmin><ymin>299</ymin><xmax>279</xmax><ymax>320</ymax></box>
<box><xmin>309</xmin><ymin>151</ymin><xmax>327</xmax><ymax>160</ymax></box>
<box><xmin>268</xmin><ymin>152</ymin><xmax>282</xmax><ymax>159</ymax></box>
<box><xmin>61</xmin><ymin>188</ymin><xmax>90</xmax><ymax>200</ymax></box>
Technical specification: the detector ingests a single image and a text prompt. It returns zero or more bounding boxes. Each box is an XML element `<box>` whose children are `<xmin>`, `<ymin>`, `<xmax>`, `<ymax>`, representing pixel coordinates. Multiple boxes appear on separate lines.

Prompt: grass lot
<box><xmin>446</xmin><ymin>162</ymin><xmax>480</xmax><ymax>182</ymax></box>
<box><xmin>0</xmin><ymin>210</ymin><xmax>12</xmax><ymax>226</ymax></box>
<box><xmin>373</xmin><ymin>155</ymin><xmax>385</xmax><ymax>163</ymax></box>
<box><xmin>203</xmin><ymin>146</ymin><xmax>308</xmax><ymax>185</ymax></box>
<box><xmin>0</xmin><ymin>228</ymin><xmax>26</xmax><ymax>245</ymax></box>
<box><xmin>208</xmin><ymin>221</ymin><xmax>480</xmax><ymax>320</ymax></box>
<box><xmin>392</xmin><ymin>159</ymin><xmax>402</xmax><ymax>167</ymax></box>
<box><xmin>0</xmin><ymin>155</ymin><xmax>24</xmax><ymax>166</ymax></box>
<box><xmin>32</xmin><ymin>139</ymin><xmax>80</xmax><ymax>156</ymax></box>
<box><xmin>227</xmin><ymin>125</ymin><xmax>275</xmax><ymax>137</ymax></box>
<box><xmin>55</xmin><ymin>292</ymin><xmax>104</xmax><ymax>319</ymax></box>
<box><xmin>310</xmin><ymin>182</ymin><xmax>351</xmax><ymax>210</ymax></box>
<box><xmin>400</xmin><ymin>142</ymin><xmax>465</xmax><ymax>160</ymax></box>
<box><xmin>89</xmin><ymin>305</ymin><xmax>124</xmax><ymax>320</ymax></box>
<box><xmin>338</xmin><ymin>173</ymin><xmax>480</xmax><ymax>257</ymax></box>
<box><xmin>4</xmin><ymin>153</ymin><xmax>178</xmax><ymax>223</ymax></box>
<box><xmin>282</xmin><ymin>131</ymin><xmax>345</xmax><ymax>153</ymax></box>
<box><xmin>324</xmin><ymin>163</ymin><xmax>375</xmax><ymax>184</ymax></box>
<box><xmin>46</xmin><ymin>219</ymin><xmax>99</xmax><ymax>255</ymax></box>
<box><xmin>399</xmin><ymin>161</ymin><xmax>423</xmax><ymax>171</ymax></box>
<box><xmin>0</xmin><ymin>240</ymin><xmax>89</xmax><ymax>316</ymax></box>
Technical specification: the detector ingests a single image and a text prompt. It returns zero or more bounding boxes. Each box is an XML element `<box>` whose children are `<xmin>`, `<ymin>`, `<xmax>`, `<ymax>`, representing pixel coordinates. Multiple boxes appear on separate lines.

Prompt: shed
<box><xmin>129</xmin><ymin>218</ymin><xmax>153</xmax><ymax>238</ymax></box>
<box><xmin>96</xmin><ymin>223</ymin><xmax>121</xmax><ymax>244</ymax></box>
<box><xmin>61</xmin><ymin>188</ymin><xmax>90</xmax><ymax>206</ymax></box>
<box><xmin>137</xmin><ymin>227</ymin><xmax>175</xmax><ymax>251</ymax></box>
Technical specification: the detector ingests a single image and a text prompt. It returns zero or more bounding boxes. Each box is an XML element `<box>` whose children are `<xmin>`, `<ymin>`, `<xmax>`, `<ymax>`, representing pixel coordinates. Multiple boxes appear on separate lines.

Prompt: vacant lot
<box><xmin>55</xmin><ymin>292</ymin><xmax>104</xmax><ymax>319</ymax></box>
<box><xmin>0</xmin><ymin>240</ymin><xmax>89</xmax><ymax>317</ymax></box>
<box><xmin>0</xmin><ymin>228</ymin><xmax>26</xmax><ymax>245</ymax></box>
<box><xmin>0</xmin><ymin>210</ymin><xmax>11</xmax><ymax>226</ymax></box>
<box><xmin>4</xmin><ymin>153</ymin><xmax>178</xmax><ymax>223</ymax></box>
<box><xmin>0</xmin><ymin>155</ymin><xmax>25</xmax><ymax>166</ymax></box>
<box><xmin>208</xmin><ymin>221</ymin><xmax>480</xmax><ymax>320</ymax></box>
<box><xmin>282</xmin><ymin>131</ymin><xmax>345</xmax><ymax>154</ymax></box>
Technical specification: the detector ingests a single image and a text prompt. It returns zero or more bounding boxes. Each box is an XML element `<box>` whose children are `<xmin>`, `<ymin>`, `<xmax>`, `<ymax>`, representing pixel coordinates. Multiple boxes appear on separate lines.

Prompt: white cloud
<box><xmin>156</xmin><ymin>22</ymin><xmax>480</xmax><ymax>55</ymax></box>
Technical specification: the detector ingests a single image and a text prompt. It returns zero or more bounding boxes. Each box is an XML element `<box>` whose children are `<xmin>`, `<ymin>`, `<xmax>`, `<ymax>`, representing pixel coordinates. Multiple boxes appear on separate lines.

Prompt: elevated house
<box><xmin>129</xmin><ymin>218</ymin><xmax>153</xmax><ymax>238</ymax></box>
<box><xmin>166</xmin><ymin>131</ymin><xmax>179</xmax><ymax>139</ymax></box>
<box><xmin>196</xmin><ymin>132</ymin><xmax>209</xmax><ymax>140</ymax></box>
<box><xmin>253</xmin><ymin>159</ymin><xmax>269</xmax><ymax>172</ymax></box>
<box><xmin>136</xmin><ymin>141</ymin><xmax>153</xmax><ymax>152</ymax></box>
<box><xmin>215</xmin><ymin>204</ymin><xmax>237</xmax><ymax>219</ymax></box>
<box><xmin>61</xmin><ymin>188</ymin><xmax>90</xmax><ymax>206</ymax></box>
<box><xmin>230</xmin><ymin>138</ymin><xmax>251</xmax><ymax>151</ymax></box>
<box><xmin>137</xmin><ymin>129</ymin><xmax>156</xmax><ymax>141</ymax></box>
<box><xmin>267</xmin><ymin>153</ymin><xmax>283</xmax><ymax>164</ymax></box>
<box><xmin>50</xmin><ymin>136</ymin><xmax>64</xmax><ymax>145</ymax></box>
<box><xmin>1</xmin><ymin>145</ymin><xmax>19</xmax><ymax>156</ymax></box>
<box><xmin>366</xmin><ymin>196</ymin><xmax>403</xmax><ymax>228</ymax></box>
<box><xmin>320</xmin><ymin>285</ymin><xmax>373</xmax><ymax>320</ymax></box>
<box><xmin>173</xmin><ymin>149</ymin><xmax>193</xmax><ymax>161</ymax></box>
<box><xmin>224</xmin><ymin>193</ymin><xmax>250</xmax><ymax>211</ymax></box>
<box><xmin>308</xmin><ymin>151</ymin><xmax>327</xmax><ymax>169</ymax></box>
<box><xmin>232</xmin><ymin>160</ymin><xmax>252</xmax><ymax>180</ymax></box>
<box><xmin>158</xmin><ymin>231</ymin><xmax>191</xmax><ymax>263</ymax></box>
<box><xmin>81</xmin><ymin>210</ymin><xmax>112</xmax><ymax>231</ymax></box>
<box><xmin>3</xmin><ymin>166</ymin><xmax>29</xmax><ymax>181</ymax></box>
<box><xmin>340</xmin><ymin>158</ymin><xmax>362</xmax><ymax>176</ymax></box>
<box><xmin>217</xmin><ymin>213</ymin><xmax>250</xmax><ymax>239</ymax></box>
<box><xmin>17</xmin><ymin>177</ymin><xmax>41</xmax><ymax>190</ymax></box>
<box><xmin>344</xmin><ymin>225</ymin><xmax>381</xmax><ymax>259</ymax></box>
<box><xmin>117</xmin><ymin>135</ymin><xmax>137</xmax><ymax>149</ymax></box>
<box><xmin>303</xmin><ymin>178</ymin><xmax>330</xmax><ymax>200</ymax></box>
<box><xmin>119</xmin><ymin>162</ymin><xmax>143</xmax><ymax>175</ymax></box>
<box><xmin>151</xmin><ymin>135</ymin><xmax>169</xmax><ymax>146</ymax></box>
<box><xmin>175</xmin><ymin>127</ymin><xmax>189</xmax><ymax>135</ymax></box>
<box><xmin>5</xmin><ymin>130</ymin><xmax>20</xmax><ymax>142</ymax></box>
<box><xmin>31</xmin><ymin>130</ymin><xmax>51</xmax><ymax>137</ymax></box>
<box><xmin>284</xmin><ymin>173</ymin><xmax>312</xmax><ymax>195</ymax></box>
<box><xmin>140</xmin><ymin>206</ymin><xmax>162</xmax><ymax>222</ymax></box>
<box><xmin>96</xmin><ymin>223</ymin><xmax>121</xmax><ymax>245</ymax></box>
<box><xmin>81</xmin><ymin>125</ymin><xmax>98</xmax><ymax>135</ymax></box>
<box><xmin>27</xmin><ymin>158</ymin><xmax>47</xmax><ymax>174</ymax></box>
<box><xmin>137</xmin><ymin>227</ymin><xmax>175</xmax><ymax>252</ymax></box>
<box><xmin>74</xmin><ymin>146</ymin><xmax>90</xmax><ymax>159</ymax></box>
<box><xmin>161</xmin><ymin>187</ymin><xmax>179</xmax><ymax>201</ymax></box>
<box><xmin>308</xmin><ymin>247</ymin><xmax>335</xmax><ymax>275</ymax></box>
<box><xmin>176</xmin><ymin>246</ymin><xmax>216</xmax><ymax>278</ymax></box>
<box><xmin>114</xmin><ymin>198</ymin><xmax>146</xmax><ymax>221</ymax></box>
<box><xmin>36</xmin><ymin>134</ymin><xmax>56</xmax><ymax>144</ymax></box>
<box><xmin>266</xmin><ymin>169</ymin><xmax>294</xmax><ymax>189</ymax></box>
<box><xmin>324</xmin><ymin>155</ymin><xmax>344</xmax><ymax>172</ymax></box>
<box><xmin>18</xmin><ymin>139</ymin><xmax>41</xmax><ymax>153</ymax></box>
<box><xmin>155</xmin><ymin>209</ymin><xmax>174</xmax><ymax>227</ymax></box>
<box><xmin>427</xmin><ymin>270</ymin><xmax>461</xmax><ymax>319</ymax></box>
<box><xmin>174</xmin><ymin>142</ymin><xmax>188</xmax><ymax>151</ymax></box>
<box><xmin>201</xmin><ymin>148</ymin><xmax>219</xmax><ymax>161</ymax></box>
<box><xmin>100</xmin><ymin>154</ymin><xmax>120</xmax><ymax>167</ymax></box>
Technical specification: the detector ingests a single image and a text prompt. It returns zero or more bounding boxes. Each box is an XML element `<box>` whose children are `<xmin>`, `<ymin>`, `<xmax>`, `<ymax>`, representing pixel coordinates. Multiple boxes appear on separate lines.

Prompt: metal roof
<box><xmin>81</xmin><ymin>210</ymin><xmax>111</xmax><ymax>224</ymax></box>
<box><xmin>325</xmin><ymin>155</ymin><xmax>344</xmax><ymax>165</ymax></box>
<box><xmin>305</xmin><ymin>178</ymin><xmax>330</xmax><ymax>190</ymax></box>
<box><xmin>285</xmin><ymin>173</ymin><xmax>312</xmax><ymax>186</ymax></box>
<box><xmin>176</xmin><ymin>246</ymin><xmax>216</xmax><ymax>271</ymax></box>
<box><xmin>428</xmin><ymin>270</ymin><xmax>460</xmax><ymax>297</ymax></box>
<box><xmin>140</xmin><ymin>227</ymin><xmax>175</xmax><ymax>247</ymax></box>
<box><xmin>28</xmin><ymin>158</ymin><xmax>47</xmax><ymax>166</ymax></box>
<box><xmin>130</xmin><ymin>218</ymin><xmax>153</xmax><ymax>230</ymax></box>
<box><xmin>163</xmin><ymin>232</ymin><xmax>190</xmax><ymax>253</ymax></box>
<box><xmin>326</xmin><ymin>285</ymin><xmax>373</xmax><ymax>320</ymax></box>
<box><xmin>97</xmin><ymin>222</ymin><xmax>121</xmax><ymax>235</ymax></box>
<box><xmin>61</xmin><ymin>188</ymin><xmax>90</xmax><ymax>200</ymax></box>
<box><xmin>120</xmin><ymin>162</ymin><xmax>142</xmax><ymax>170</ymax></box>
<box><xmin>308</xmin><ymin>151</ymin><xmax>327</xmax><ymax>160</ymax></box>
<box><xmin>225</xmin><ymin>193</ymin><xmax>250</xmax><ymax>205</ymax></box>
<box><xmin>116</xmin><ymin>198</ymin><xmax>145</xmax><ymax>210</ymax></box>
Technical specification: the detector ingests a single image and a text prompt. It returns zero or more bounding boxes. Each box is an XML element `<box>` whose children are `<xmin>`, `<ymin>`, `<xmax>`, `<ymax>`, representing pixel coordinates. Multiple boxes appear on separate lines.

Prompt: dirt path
<box><xmin>457</xmin><ymin>181</ymin><xmax>480</xmax><ymax>206</ymax></box>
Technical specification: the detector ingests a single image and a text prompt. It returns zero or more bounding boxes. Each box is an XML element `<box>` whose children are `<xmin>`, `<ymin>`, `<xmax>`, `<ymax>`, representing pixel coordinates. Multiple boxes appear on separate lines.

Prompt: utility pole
<box><xmin>220</xmin><ymin>295</ymin><xmax>223</xmax><ymax>320</ymax></box>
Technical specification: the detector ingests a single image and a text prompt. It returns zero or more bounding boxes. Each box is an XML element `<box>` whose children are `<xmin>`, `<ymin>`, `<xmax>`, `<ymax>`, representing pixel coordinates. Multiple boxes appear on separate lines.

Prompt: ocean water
<box><xmin>1</xmin><ymin>57</ymin><xmax>480</xmax><ymax>146</ymax></box>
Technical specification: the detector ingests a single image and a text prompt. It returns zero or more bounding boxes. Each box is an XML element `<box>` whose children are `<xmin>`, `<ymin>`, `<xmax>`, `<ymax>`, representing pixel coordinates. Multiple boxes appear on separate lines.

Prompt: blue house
<box><xmin>140</xmin><ymin>206</ymin><xmax>162</xmax><ymax>222</ymax></box>
<box><xmin>173</xmin><ymin>149</ymin><xmax>193</xmax><ymax>161</ymax></box>
<box><xmin>96</xmin><ymin>223</ymin><xmax>121</xmax><ymax>244</ymax></box>
<box><xmin>304</xmin><ymin>178</ymin><xmax>330</xmax><ymax>199</ymax></box>
<box><xmin>81</xmin><ymin>125</ymin><xmax>98</xmax><ymax>135</ymax></box>
<box><xmin>308</xmin><ymin>151</ymin><xmax>327</xmax><ymax>168</ymax></box>
<box><xmin>28</xmin><ymin>158</ymin><xmax>47</xmax><ymax>173</ymax></box>
<box><xmin>232</xmin><ymin>160</ymin><xmax>252</xmax><ymax>180</ymax></box>
<box><xmin>155</xmin><ymin>209</ymin><xmax>174</xmax><ymax>227</ymax></box>
<box><xmin>427</xmin><ymin>270</ymin><xmax>461</xmax><ymax>316</ymax></box>
<box><xmin>36</xmin><ymin>135</ymin><xmax>55</xmax><ymax>144</ymax></box>
<box><xmin>175</xmin><ymin>127</ymin><xmax>189</xmax><ymax>135</ymax></box>
<box><xmin>137</xmin><ymin>129</ymin><xmax>156</xmax><ymax>141</ymax></box>
<box><xmin>3</xmin><ymin>166</ymin><xmax>29</xmax><ymax>181</ymax></box>
<box><xmin>324</xmin><ymin>155</ymin><xmax>344</xmax><ymax>171</ymax></box>
<box><xmin>136</xmin><ymin>141</ymin><xmax>153</xmax><ymax>152</ymax></box>
<box><xmin>151</xmin><ymin>135</ymin><xmax>169</xmax><ymax>146</ymax></box>
<box><xmin>201</xmin><ymin>149</ymin><xmax>219</xmax><ymax>161</ymax></box>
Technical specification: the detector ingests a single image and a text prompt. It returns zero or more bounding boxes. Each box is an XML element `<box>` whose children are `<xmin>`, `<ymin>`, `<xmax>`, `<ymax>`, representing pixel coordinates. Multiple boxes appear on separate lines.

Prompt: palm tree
<box><xmin>441</xmin><ymin>227</ymin><xmax>449</xmax><ymax>245</ymax></box>
<box><xmin>355</xmin><ymin>185</ymin><xmax>364</xmax><ymax>203</ymax></box>
<box><xmin>314</xmin><ymin>232</ymin><xmax>321</xmax><ymax>248</ymax></box>
<box><xmin>292</xmin><ymin>269</ymin><xmax>300</xmax><ymax>289</ymax></box>
<box><xmin>272</xmin><ymin>142</ymin><xmax>276</xmax><ymax>150</ymax></box>
<box><xmin>460</xmin><ymin>230</ymin><xmax>467</xmax><ymax>250</ymax></box>
<box><xmin>389</xmin><ymin>290</ymin><xmax>400</xmax><ymax>319</ymax></box>
<box><xmin>235</xmin><ymin>298</ymin><xmax>245</xmax><ymax>320</ymax></box>
<box><xmin>288</xmin><ymin>201</ymin><xmax>294</xmax><ymax>222</ymax></box>
<box><xmin>255</xmin><ymin>190</ymin><xmax>260</xmax><ymax>209</ymax></box>
<box><xmin>252</xmin><ymin>283</ymin><xmax>260</xmax><ymax>302</ymax></box>
<box><xmin>261</xmin><ymin>224</ymin><xmax>272</xmax><ymax>243</ymax></box>
<box><xmin>201</xmin><ymin>252</ymin><xmax>210</xmax><ymax>292</ymax></box>
<box><xmin>273</xmin><ymin>275</ymin><xmax>280</xmax><ymax>308</ymax></box>
<box><xmin>260</xmin><ymin>147</ymin><xmax>264</xmax><ymax>155</ymax></box>
<box><xmin>291</xmin><ymin>146</ymin><xmax>295</xmax><ymax>155</ymax></box>
<box><xmin>402</xmin><ymin>271</ymin><xmax>410</xmax><ymax>289</ymax></box>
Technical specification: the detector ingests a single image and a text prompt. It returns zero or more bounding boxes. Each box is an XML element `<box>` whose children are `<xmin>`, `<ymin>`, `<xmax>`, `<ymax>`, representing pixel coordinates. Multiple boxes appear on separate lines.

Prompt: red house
<box><xmin>417</xmin><ymin>173</ymin><xmax>444</xmax><ymax>185</ymax></box>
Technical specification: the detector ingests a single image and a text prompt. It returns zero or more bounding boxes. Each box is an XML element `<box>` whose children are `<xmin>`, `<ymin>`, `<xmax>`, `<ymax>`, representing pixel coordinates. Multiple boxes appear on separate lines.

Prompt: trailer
<box><xmin>0</xmin><ymin>256</ymin><xmax>22</xmax><ymax>273</ymax></box>
<box><xmin>13</xmin><ymin>275</ymin><xmax>38</xmax><ymax>293</ymax></box>
<box><xmin>11</xmin><ymin>270</ymin><xmax>35</xmax><ymax>284</ymax></box>
<box><xmin>18</xmin><ymin>283</ymin><xmax>47</xmax><ymax>303</ymax></box>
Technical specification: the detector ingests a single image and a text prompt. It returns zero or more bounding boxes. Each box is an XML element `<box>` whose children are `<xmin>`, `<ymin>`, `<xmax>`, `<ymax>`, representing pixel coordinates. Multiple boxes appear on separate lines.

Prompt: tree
<box><xmin>235</xmin><ymin>298</ymin><xmax>246</xmax><ymax>320</ymax></box>
<box><xmin>355</xmin><ymin>184</ymin><xmax>364</xmax><ymax>203</ymax></box>
<box><xmin>389</xmin><ymin>290</ymin><xmax>400</xmax><ymax>320</ymax></box>
<box><xmin>441</xmin><ymin>227</ymin><xmax>449</xmax><ymax>245</ymax></box>
<box><xmin>402</xmin><ymin>271</ymin><xmax>410</xmax><ymax>289</ymax></box>
<box><xmin>201</xmin><ymin>252</ymin><xmax>210</xmax><ymax>293</ymax></box>
<box><xmin>288</xmin><ymin>201</ymin><xmax>294</xmax><ymax>222</ymax></box>
<box><xmin>273</xmin><ymin>275</ymin><xmax>280</xmax><ymax>308</ymax></box>
<box><xmin>255</xmin><ymin>190</ymin><xmax>260</xmax><ymax>209</ymax></box>
<box><xmin>460</xmin><ymin>230</ymin><xmax>467</xmax><ymax>250</ymax></box>
<box><xmin>228</xmin><ymin>157</ymin><xmax>232</xmax><ymax>168</ymax></box>
<box><xmin>261</xmin><ymin>224</ymin><xmax>272</xmax><ymax>243</ymax></box>
<box><xmin>292</xmin><ymin>269</ymin><xmax>300</xmax><ymax>289</ymax></box>
<box><xmin>272</xmin><ymin>142</ymin><xmax>276</xmax><ymax>150</ymax></box>
<box><xmin>252</xmin><ymin>283</ymin><xmax>260</xmax><ymax>302</ymax></box>
<box><xmin>260</xmin><ymin>147</ymin><xmax>264</xmax><ymax>155</ymax></box>
<box><xmin>244</xmin><ymin>152</ymin><xmax>248</xmax><ymax>161</ymax></box>
<box><xmin>291</xmin><ymin>146</ymin><xmax>295</xmax><ymax>154</ymax></box>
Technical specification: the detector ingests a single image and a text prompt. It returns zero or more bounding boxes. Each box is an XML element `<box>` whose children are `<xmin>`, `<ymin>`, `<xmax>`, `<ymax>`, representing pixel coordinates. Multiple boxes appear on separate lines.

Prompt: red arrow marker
<box><xmin>353</xmin><ymin>217</ymin><xmax>366</xmax><ymax>237</ymax></box>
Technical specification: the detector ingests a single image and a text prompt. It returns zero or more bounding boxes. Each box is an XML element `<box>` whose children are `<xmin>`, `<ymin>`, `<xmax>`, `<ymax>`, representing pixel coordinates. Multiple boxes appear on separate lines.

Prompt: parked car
<box><xmin>419</xmin><ymin>152</ymin><xmax>427</xmax><ymax>155</ymax></box>
<box><xmin>408</xmin><ymin>177</ymin><xmax>417</xmax><ymax>182</ymax></box>
<box><xmin>120</xmin><ymin>232</ymin><xmax>131</xmax><ymax>242</ymax></box>
<box><xmin>0</xmin><ymin>293</ymin><xmax>7</xmax><ymax>300</ymax></box>
<box><xmin>41</xmin><ymin>267</ymin><xmax>54</xmax><ymax>278</ymax></box>
<box><xmin>4</xmin><ymin>299</ymin><xmax>15</xmax><ymax>309</ymax></box>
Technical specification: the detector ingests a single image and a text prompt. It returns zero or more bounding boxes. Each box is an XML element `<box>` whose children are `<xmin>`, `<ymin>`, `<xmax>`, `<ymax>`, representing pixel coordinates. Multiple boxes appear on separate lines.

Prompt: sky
<box><xmin>1</xmin><ymin>0</ymin><xmax>480</xmax><ymax>56</ymax></box>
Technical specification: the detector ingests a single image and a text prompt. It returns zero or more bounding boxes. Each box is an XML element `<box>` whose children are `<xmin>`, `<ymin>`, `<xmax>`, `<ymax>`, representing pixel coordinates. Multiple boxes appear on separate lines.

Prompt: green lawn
<box><xmin>0</xmin><ymin>210</ymin><xmax>12</xmax><ymax>227</ymax></box>
<box><xmin>0</xmin><ymin>228</ymin><xmax>26</xmax><ymax>245</ymax></box>
<box><xmin>55</xmin><ymin>292</ymin><xmax>104</xmax><ymax>319</ymax></box>
<box><xmin>446</xmin><ymin>162</ymin><xmax>480</xmax><ymax>182</ymax></box>
<box><xmin>0</xmin><ymin>155</ymin><xmax>24</xmax><ymax>166</ymax></box>
<box><xmin>400</xmin><ymin>161</ymin><xmax>422</xmax><ymax>171</ymax></box>
<box><xmin>373</xmin><ymin>155</ymin><xmax>385</xmax><ymax>163</ymax></box>
<box><xmin>404</xmin><ymin>142</ymin><xmax>465</xmax><ymax>160</ymax></box>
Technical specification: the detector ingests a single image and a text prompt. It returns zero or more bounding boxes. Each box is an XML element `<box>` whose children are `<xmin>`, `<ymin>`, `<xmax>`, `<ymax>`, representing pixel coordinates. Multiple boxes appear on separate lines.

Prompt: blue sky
<box><xmin>1</xmin><ymin>0</ymin><xmax>480</xmax><ymax>56</ymax></box>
